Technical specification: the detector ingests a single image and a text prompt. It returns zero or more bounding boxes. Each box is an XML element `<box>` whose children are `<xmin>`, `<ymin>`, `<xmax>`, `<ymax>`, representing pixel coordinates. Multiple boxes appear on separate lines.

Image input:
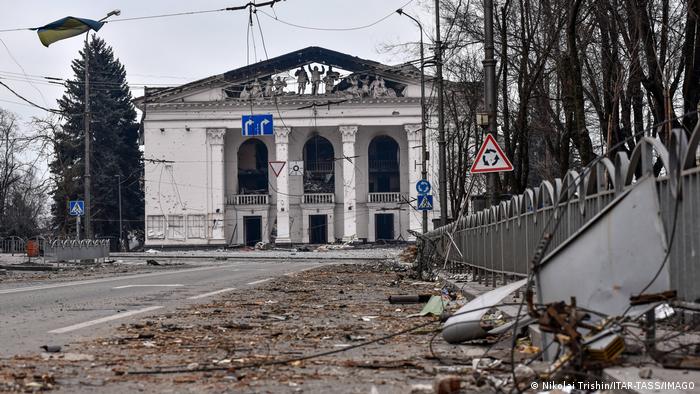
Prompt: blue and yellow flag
<box><xmin>33</xmin><ymin>16</ymin><xmax>103</xmax><ymax>47</ymax></box>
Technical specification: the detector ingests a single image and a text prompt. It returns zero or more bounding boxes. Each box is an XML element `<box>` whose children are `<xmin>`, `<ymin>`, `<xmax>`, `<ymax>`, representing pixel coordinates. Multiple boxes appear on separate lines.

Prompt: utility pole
<box><xmin>83</xmin><ymin>9</ymin><xmax>121</xmax><ymax>240</ymax></box>
<box><xmin>484</xmin><ymin>0</ymin><xmax>499</xmax><ymax>206</ymax></box>
<box><xmin>116</xmin><ymin>174</ymin><xmax>123</xmax><ymax>251</ymax></box>
<box><xmin>396</xmin><ymin>9</ymin><xmax>429</xmax><ymax>234</ymax></box>
<box><xmin>83</xmin><ymin>33</ymin><xmax>92</xmax><ymax>239</ymax></box>
<box><xmin>434</xmin><ymin>0</ymin><xmax>448</xmax><ymax>226</ymax></box>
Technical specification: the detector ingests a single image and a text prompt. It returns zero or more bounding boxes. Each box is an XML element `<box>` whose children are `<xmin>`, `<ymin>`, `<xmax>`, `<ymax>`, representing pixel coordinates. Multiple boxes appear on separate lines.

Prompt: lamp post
<box><xmin>396</xmin><ymin>9</ymin><xmax>429</xmax><ymax>234</ymax></box>
<box><xmin>83</xmin><ymin>9</ymin><xmax>121</xmax><ymax>239</ymax></box>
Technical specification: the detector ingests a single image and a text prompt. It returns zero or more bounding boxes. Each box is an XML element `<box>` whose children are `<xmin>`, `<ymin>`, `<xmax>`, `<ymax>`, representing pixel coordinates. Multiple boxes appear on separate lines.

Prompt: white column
<box><xmin>207</xmin><ymin>128</ymin><xmax>226</xmax><ymax>241</ymax></box>
<box><xmin>340</xmin><ymin>125</ymin><xmax>358</xmax><ymax>242</ymax></box>
<box><xmin>405</xmin><ymin>124</ymin><xmax>422</xmax><ymax>240</ymax></box>
<box><xmin>274</xmin><ymin>126</ymin><xmax>292</xmax><ymax>245</ymax></box>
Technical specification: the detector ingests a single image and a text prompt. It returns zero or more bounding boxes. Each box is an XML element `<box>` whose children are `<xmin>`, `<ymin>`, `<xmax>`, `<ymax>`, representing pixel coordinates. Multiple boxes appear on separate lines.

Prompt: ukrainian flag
<box><xmin>33</xmin><ymin>16</ymin><xmax>104</xmax><ymax>47</ymax></box>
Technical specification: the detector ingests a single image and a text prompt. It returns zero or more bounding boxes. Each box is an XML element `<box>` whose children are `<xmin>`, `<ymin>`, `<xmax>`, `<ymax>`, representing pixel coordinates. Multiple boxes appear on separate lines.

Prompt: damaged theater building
<box><xmin>136</xmin><ymin>47</ymin><xmax>441</xmax><ymax>247</ymax></box>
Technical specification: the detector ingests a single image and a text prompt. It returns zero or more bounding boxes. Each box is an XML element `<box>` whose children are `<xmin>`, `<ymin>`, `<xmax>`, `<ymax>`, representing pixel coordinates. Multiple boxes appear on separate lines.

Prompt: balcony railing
<box><xmin>303</xmin><ymin>193</ymin><xmax>335</xmax><ymax>204</ymax></box>
<box><xmin>227</xmin><ymin>194</ymin><xmax>270</xmax><ymax>205</ymax></box>
<box><xmin>305</xmin><ymin>161</ymin><xmax>335</xmax><ymax>173</ymax></box>
<box><xmin>368</xmin><ymin>160</ymin><xmax>399</xmax><ymax>172</ymax></box>
<box><xmin>368</xmin><ymin>192</ymin><xmax>404</xmax><ymax>204</ymax></box>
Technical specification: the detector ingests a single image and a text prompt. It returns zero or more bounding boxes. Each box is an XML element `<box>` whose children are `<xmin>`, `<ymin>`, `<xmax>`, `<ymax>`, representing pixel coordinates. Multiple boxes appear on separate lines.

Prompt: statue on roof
<box><xmin>264</xmin><ymin>78</ymin><xmax>274</xmax><ymax>97</ymax></box>
<box><xmin>308</xmin><ymin>65</ymin><xmax>326</xmax><ymax>95</ymax></box>
<box><xmin>249</xmin><ymin>79</ymin><xmax>263</xmax><ymax>98</ymax></box>
<box><xmin>370</xmin><ymin>76</ymin><xmax>386</xmax><ymax>98</ymax></box>
<box><xmin>360</xmin><ymin>75</ymin><xmax>371</xmax><ymax>97</ymax></box>
<box><xmin>294</xmin><ymin>67</ymin><xmax>308</xmax><ymax>95</ymax></box>
<box><xmin>239</xmin><ymin>85</ymin><xmax>250</xmax><ymax>100</ymax></box>
<box><xmin>343</xmin><ymin>75</ymin><xmax>360</xmax><ymax>98</ymax></box>
<box><xmin>273</xmin><ymin>76</ymin><xmax>287</xmax><ymax>96</ymax></box>
<box><xmin>368</xmin><ymin>76</ymin><xmax>396</xmax><ymax>98</ymax></box>
<box><xmin>323</xmin><ymin>66</ymin><xmax>340</xmax><ymax>94</ymax></box>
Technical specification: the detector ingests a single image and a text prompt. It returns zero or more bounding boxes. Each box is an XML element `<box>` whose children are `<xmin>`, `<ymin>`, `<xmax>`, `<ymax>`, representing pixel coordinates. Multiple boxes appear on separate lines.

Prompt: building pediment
<box><xmin>135</xmin><ymin>47</ymin><xmax>423</xmax><ymax>108</ymax></box>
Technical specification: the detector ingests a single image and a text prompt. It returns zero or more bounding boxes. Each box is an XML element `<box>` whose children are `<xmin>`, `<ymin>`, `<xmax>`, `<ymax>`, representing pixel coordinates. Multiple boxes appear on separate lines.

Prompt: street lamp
<box><xmin>83</xmin><ymin>9</ymin><xmax>121</xmax><ymax>239</ymax></box>
<box><xmin>396</xmin><ymin>8</ymin><xmax>429</xmax><ymax>234</ymax></box>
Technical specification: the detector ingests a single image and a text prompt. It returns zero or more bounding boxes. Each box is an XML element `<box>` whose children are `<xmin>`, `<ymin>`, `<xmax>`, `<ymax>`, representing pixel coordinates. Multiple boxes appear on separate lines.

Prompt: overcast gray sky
<box><xmin>0</xmin><ymin>0</ymin><xmax>434</xmax><ymax>122</ymax></box>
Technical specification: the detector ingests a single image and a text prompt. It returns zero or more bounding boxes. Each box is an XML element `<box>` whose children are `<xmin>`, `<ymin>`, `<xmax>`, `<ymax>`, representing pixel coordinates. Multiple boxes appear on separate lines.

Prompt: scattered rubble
<box><xmin>1</xmin><ymin>259</ymin><xmax>698</xmax><ymax>393</ymax></box>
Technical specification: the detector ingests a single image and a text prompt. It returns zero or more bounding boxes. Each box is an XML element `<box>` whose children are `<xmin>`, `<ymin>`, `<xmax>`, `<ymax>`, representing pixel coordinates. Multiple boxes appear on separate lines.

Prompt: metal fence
<box><xmin>1</xmin><ymin>236</ymin><xmax>110</xmax><ymax>263</ymax></box>
<box><xmin>44</xmin><ymin>239</ymin><xmax>111</xmax><ymax>262</ymax></box>
<box><xmin>425</xmin><ymin>127</ymin><xmax>700</xmax><ymax>302</ymax></box>
<box><xmin>0</xmin><ymin>237</ymin><xmax>26</xmax><ymax>255</ymax></box>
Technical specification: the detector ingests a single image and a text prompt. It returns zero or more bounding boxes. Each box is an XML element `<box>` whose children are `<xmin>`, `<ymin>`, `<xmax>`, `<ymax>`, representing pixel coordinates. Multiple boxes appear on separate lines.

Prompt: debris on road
<box><xmin>2</xmin><ymin>259</ymin><xmax>698</xmax><ymax>393</ymax></box>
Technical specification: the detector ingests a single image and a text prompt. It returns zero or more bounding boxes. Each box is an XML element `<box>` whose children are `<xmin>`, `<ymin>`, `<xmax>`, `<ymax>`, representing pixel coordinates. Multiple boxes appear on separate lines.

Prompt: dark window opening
<box><xmin>368</xmin><ymin>136</ymin><xmax>400</xmax><ymax>193</ymax></box>
<box><xmin>303</xmin><ymin>134</ymin><xmax>335</xmax><ymax>193</ymax></box>
<box><xmin>238</xmin><ymin>139</ymin><xmax>269</xmax><ymax>194</ymax></box>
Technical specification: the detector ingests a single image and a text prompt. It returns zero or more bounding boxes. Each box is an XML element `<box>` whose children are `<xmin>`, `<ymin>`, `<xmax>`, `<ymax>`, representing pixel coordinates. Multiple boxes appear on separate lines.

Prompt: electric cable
<box><xmin>256</xmin><ymin>0</ymin><xmax>415</xmax><ymax>32</ymax></box>
<box><xmin>126</xmin><ymin>301</ymin><xmax>531</xmax><ymax>375</ymax></box>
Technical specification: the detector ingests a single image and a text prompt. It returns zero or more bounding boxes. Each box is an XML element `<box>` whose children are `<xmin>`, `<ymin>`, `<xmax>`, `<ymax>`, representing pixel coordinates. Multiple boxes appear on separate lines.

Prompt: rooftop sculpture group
<box><xmin>236</xmin><ymin>64</ymin><xmax>399</xmax><ymax>99</ymax></box>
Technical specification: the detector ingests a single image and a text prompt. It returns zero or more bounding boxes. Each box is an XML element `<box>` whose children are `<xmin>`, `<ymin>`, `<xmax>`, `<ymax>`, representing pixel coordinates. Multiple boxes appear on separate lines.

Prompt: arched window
<box><xmin>303</xmin><ymin>134</ymin><xmax>335</xmax><ymax>193</ymax></box>
<box><xmin>368</xmin><ymin>136</ymin><xmax>400</xmax><ymax>193</ymax></box>
<box><xmin>237</xmin><ymin>139</ymin><xmax>268</xmax><ymax>194</ymax></box>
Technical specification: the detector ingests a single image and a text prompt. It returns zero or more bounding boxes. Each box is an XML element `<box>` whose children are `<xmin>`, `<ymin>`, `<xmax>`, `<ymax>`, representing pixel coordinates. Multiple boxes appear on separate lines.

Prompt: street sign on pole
<box><xmin>242</xmin><ymin>114</ymin><xmax>274</xmax><ymax>136</ymax></box>
<box><xmin>69</xmin><ymin>200</ymin><xmax>85</xmax><ymax>216</ymax></box>
<box><xmin>470</xmin><ymin>134</ymin><xmax>513</xmax><ymax>173</ymax></box>
<box><xmin>269</xmin><ymin>161</ymin><xmax>286</xmax><ymax>177</ymax></box>
<box><xmin>416</xmin><ymin>179</ymin><xmax>431</xmax><ymax>195</ymax></box>
<box><xmin>417</xmin><ymin>195</ymin><xmax>434</xmax><ymax>211</ymax></box>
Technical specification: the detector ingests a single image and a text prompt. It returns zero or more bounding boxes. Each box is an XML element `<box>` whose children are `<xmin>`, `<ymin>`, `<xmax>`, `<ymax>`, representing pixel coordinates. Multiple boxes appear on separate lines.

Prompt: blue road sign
<box><xmin>416</xmin><ymin>179</ymin><xmax>431</xmax><ymax>195</ymax></box>
<box><xmin>417</xmin><ymin>195</ymin><xmax>433</xmax><ymax>211</ymax></box>
<box><xmin>242</xmin><ymin>114</ymin><xmax>274</xmax><ymax>136</ymax></box>
<box><xmin>69</xmin><ymin>200</ymin><xmax>85</xmax><ymax>216</ymax></box>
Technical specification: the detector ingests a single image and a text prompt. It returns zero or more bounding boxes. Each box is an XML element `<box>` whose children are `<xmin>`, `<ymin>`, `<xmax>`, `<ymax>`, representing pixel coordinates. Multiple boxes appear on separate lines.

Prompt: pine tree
<box><xmin>51</xmin><ymin>35</ymin><xmax>143</xmax><ymax>240</ymax></box>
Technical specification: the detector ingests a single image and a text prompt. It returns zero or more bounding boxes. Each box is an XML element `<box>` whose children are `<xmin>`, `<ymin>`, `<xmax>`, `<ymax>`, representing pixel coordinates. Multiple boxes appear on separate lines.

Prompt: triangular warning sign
<box><xmin>269</xmin><ymin>161</ymin><xmax>286</xmax><ymax>177</ymax></box>
<box><xmin>470</xmin><ymin>134</ymin><xmax>513</xmax><ymax>173</ymax></box>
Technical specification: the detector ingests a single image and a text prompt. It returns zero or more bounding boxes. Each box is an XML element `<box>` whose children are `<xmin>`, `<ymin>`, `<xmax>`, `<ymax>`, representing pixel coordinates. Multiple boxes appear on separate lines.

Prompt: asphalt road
<box><xmin>0</xmin><ymin>259</ymin><xmax>322</xmax><ymax>356</ymax></box>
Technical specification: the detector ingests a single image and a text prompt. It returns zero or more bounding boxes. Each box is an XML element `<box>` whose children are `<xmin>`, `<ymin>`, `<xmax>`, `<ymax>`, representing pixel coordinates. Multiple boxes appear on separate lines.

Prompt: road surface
<box><xmin>0</xmin><ymin>259</ymin><xmax>322</xmax><ymax>356</ymax></box>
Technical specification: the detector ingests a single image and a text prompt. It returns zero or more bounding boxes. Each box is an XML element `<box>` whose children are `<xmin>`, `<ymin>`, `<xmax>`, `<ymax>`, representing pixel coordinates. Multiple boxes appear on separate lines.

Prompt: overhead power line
<box><xmin>0</xmin><ymin>1</ymin><xmax>284</xmax><ymax>33</ymax></box>
<box><xmin>0</xmin><ymin>79</ymin><xmax>62</xmax><ymax>114</ymax></box>
<box><xmin>256</xmin><ymin>0</ymin><xmax>414</xmax><ymax>31</ymax></box>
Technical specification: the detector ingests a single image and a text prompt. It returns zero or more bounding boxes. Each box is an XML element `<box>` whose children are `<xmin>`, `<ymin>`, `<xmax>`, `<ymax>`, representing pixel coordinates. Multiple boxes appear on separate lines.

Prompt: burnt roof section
<box><xmin>223</xmin><ymin>46</ymin><xmax>421</xmax><ymax>83</ymax></box>
<box><xmin>135</xmin><ymin>46</ymin><xmax>421</xmax><ymax>105</ymax></box>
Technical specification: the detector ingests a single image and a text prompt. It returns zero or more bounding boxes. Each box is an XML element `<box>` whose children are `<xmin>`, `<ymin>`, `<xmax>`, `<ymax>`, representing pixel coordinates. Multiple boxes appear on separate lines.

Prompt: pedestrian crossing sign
<box><xmin>69</xmin><ymin>200</ymin><xmax>84</xmax><ymax>216</ymax></box>
<box><xmin>417</xmin><ymin>195</ymin><xmax>433</xmax><ymax>211</ymax></box>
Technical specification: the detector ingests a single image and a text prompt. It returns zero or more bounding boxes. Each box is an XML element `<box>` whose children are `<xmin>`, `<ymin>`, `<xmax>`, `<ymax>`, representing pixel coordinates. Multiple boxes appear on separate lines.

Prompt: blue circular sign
<box><xmin>416</xmin><ymin>179</ymin><xmax>431</xmax><ymax>194</ymax></box>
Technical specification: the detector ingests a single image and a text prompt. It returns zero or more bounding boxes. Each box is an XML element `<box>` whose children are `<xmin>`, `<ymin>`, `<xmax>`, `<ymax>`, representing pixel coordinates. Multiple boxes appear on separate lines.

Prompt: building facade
<box><xmin>137</xmin><ymin>47</ymin><xmax>440</xmax><ymax>247</ymax></box>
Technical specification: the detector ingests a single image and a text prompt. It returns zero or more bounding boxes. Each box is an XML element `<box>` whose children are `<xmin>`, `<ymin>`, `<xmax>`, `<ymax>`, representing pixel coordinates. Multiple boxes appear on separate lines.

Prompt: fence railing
<box><xmin>303</xmin><ymin>193</ymin><xmax>335</xmax><ymax>204</ymax></box>
<box><xmin>425</xmin><ymin>127</ymin><xmax>700</xmax><ymax>302</ymax></box>
<box><xmin>0</xmin><ymin>237</ymin><xmax>26</xmax><ymax>255</ymax></box>
<box><xmin>368</xmin><ymin>192</ymin><xmax>404</xmax><ymax>204</ymax></box>
<box><xmin>368</xmin><ymin>160</ymin><xmax>399</xmax><ymax>172</ymax></box>
<box><xmin>1</xmin><ymin>236</ymin><xmax>110</xmax><ymax>263</ymax></box>
<box><xmin>227</xmin><ymin>194</ymin><xmax>270</xmax><ymax>205</ymax></box>
<box><xmin>44</xmin><ymin>239</ymin><xmax>110</xmax><ymax>262</ymax></box>
<box><xmin>305</xmin><ymin>161</ymin><xmax>334</xmax><ymax>173</ymax></box>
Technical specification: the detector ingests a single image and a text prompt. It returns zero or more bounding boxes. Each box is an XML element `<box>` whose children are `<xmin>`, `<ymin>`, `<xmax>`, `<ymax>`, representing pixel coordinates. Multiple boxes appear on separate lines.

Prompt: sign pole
<box><xmin>76</xmin><ymin>216</ymin><xmax>81</xmax><ymax>240</ymax></box>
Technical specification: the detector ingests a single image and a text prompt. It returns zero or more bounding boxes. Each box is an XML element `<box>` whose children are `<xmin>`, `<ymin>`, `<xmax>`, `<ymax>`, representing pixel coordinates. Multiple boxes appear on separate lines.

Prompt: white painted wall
<box><xmin>143</xmin><ymin>91</ymin><xmax>437</xmax><ymax>246</ymax></box>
